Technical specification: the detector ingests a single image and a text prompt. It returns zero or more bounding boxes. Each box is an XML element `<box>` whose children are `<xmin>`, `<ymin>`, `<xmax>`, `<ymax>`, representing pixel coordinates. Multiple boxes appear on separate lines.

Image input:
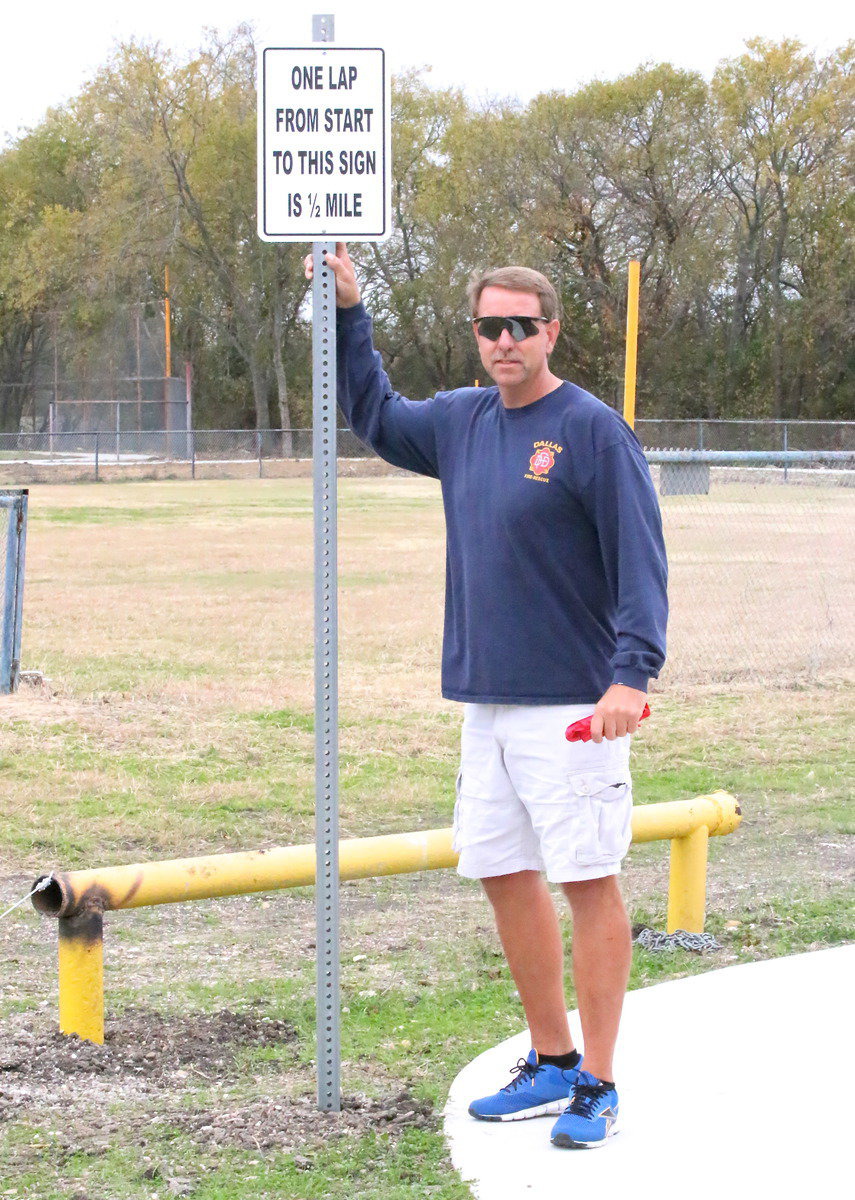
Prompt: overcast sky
<box><xmin>2</xmin><ymin>0</ymin><xmax>851</xmax><ymax>143</ymax></box>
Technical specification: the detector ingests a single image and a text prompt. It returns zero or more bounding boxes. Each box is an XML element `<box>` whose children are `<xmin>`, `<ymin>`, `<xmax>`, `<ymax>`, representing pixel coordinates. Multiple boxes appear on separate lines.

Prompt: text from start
<box><xmin>275</xmin><ymin>107</ymin><xmax>375</xmax><ymax>134</ymax></box>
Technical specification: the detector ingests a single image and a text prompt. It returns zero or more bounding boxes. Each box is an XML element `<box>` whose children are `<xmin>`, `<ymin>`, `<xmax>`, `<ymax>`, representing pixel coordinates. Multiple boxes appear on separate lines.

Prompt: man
<box><xmin>305</xmin><ymin>244</ymin><xmax>667</xmax><ymax>1149</ymax></box>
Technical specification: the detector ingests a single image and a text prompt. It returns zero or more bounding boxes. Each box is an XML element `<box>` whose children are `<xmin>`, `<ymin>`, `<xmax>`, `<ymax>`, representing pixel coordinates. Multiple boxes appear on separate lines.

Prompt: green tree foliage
<box><xmin>0</xmin><ymin>34</ymin><xmax>851</xmax><ymax>429</ymax></box>
<box><xmin>75</xmin><ymin>27</ymin><xmax>311</xmax><ymax>431</ymax></box>
<box><xmin>711</xmin><ymin>38</ymin><xmax>854</xmax><ymax>417</ymax></box>
<box><xmin>0</xmin><ymin>111</ymin><xmax>97</xmax><ymax>429</ymax></box>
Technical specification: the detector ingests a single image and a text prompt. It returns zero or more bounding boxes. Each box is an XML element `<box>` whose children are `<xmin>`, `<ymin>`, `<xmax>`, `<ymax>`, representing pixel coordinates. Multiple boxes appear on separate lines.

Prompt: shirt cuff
<box><xmin>612</xmin><ymin>669</ymin><xmax>650</xmax><ymax>693</ymax></box>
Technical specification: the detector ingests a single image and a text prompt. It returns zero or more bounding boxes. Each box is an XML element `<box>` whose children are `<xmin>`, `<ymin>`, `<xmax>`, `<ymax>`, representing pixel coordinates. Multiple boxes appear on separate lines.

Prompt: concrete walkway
<box><xmin>445</xmin><ymin>945</ymin><xmax>854</xmax><ymax>1199</ymax></box>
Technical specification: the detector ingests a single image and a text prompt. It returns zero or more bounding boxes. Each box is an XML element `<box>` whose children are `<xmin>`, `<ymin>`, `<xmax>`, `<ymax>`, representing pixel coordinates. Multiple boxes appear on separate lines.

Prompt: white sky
<box><xmin>2</xmin><ymin>0</ymin><xmax>851</xmax><ymax>143</ymax></box>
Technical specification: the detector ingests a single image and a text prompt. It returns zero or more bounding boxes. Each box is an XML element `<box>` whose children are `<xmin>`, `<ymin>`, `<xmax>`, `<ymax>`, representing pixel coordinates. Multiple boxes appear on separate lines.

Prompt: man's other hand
<box><xmin>303</xmin><ymin>241</ymin><xmax>361</xmax><ymax>308</ymax></box>
<box><xmin>589</xmin><ymin>684</ymin><xmax>648</xmax><ymax>742</ymax></box>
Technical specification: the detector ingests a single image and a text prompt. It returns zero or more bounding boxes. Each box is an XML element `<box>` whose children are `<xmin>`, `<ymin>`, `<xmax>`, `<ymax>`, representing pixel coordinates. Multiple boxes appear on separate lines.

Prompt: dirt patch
<box><xmin>0</xmin><ymin>1003</ymin><xmax>433</xmax><ymax>1182</ymax></box>
<box><xmin>174</xmin><ymin>1088</ymin><xmax>435</xmax><ymax>1154</ymax></box>
<box><xmin>0</xmin><ymin>1007</ymin><xmax>297</xmax><ymax>1114</ymax></box>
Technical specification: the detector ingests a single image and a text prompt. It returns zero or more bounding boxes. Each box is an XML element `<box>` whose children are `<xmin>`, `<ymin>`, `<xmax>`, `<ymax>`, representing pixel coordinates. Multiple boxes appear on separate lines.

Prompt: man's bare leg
<box><xmin>481</xmin><ymin>870</ymin><xmax>575</xmax><ymax>1056</ymax></box>
<box><xmin>560</xmin><ymin>875</ymin><xmax>631</xmax><ymax>1082</ymax></box>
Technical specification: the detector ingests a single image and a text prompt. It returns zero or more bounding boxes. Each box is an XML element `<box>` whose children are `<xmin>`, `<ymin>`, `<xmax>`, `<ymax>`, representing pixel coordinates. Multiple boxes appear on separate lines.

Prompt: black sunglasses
<box><xmin>473</xmin><ymin>315</ymin><xmax>550</xmax><ymax>342</ymax></box>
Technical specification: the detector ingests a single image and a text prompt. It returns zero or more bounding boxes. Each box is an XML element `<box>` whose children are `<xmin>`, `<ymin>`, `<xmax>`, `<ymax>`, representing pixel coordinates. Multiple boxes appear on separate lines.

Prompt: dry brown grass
<box><xmin>17</xmin><ymin>477</ymin><xmax>448</xmax><ymax>717</ymax></box>
<box><xmin>17</xmin><ymin>473</ymin><xmax>854</xmax><ymax>705</ymax></box>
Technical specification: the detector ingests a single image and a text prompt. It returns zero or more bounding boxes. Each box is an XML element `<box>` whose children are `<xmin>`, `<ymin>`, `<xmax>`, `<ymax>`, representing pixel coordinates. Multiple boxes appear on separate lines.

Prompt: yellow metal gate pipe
<box><xmin>58</xmin><ymin>909</ymin><xmax>105</xmax><ymax>1044</ymax></box>
<box><xmin>32</xmin><ymin>791</ymin><xmax>739</xmax><ymax>1044</ymax></box>
<box><xmin>33</xmin><ymin>828</ymin><xmax>458</xmax><ymax>918</ymax></box>
<box><xmin>668</xmin><ymin>823</ymin><xmax>710</xmax><ymax>933</ymax></box>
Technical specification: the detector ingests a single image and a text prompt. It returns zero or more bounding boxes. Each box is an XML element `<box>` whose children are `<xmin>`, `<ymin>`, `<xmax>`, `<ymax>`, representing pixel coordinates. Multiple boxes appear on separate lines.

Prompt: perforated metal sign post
<box><xmin>312</xmin><ymin>235</ymin><xmax>340</xmax><ymax>1111</ymax></box>
<box><xmin>257</xmin><ymin>14</ymin><xmax>390</xmax><ymax>1113</ymax></box>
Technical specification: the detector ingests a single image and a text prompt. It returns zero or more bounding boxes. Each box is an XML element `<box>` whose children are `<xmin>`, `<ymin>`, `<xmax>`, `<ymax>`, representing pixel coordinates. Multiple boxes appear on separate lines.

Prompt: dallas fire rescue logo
<box><xmin>526</xmin><ymin>440</ymin><xmax>563</xmax><ymax>483</ymax></box>
<box><xmin>530</xmin><ymin>447</ymin><xmax>554</xmax><ymax>475</ymax></box>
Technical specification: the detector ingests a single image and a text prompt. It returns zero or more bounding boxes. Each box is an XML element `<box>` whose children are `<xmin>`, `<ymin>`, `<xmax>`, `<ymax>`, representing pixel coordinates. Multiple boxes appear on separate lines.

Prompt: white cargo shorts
<box><xmin>453</xmin><ymin>703</ymin><xmax>633</xmax><ymax>883</ymax></box>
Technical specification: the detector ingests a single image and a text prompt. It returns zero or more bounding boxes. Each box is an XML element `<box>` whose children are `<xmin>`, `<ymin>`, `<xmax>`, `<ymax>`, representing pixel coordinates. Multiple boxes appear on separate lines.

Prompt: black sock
<box><xmin>536</xmin><ymin>1049</ymin><xmax>581</xmax><ymax>1070</ymax></box>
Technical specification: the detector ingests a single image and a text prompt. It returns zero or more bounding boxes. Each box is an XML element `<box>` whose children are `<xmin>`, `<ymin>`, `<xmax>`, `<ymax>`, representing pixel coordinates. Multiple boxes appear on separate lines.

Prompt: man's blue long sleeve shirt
<box><xmin>337</xmin><ymin>302</ymin><xmax>668</xmax><ymax>704</ymax></box>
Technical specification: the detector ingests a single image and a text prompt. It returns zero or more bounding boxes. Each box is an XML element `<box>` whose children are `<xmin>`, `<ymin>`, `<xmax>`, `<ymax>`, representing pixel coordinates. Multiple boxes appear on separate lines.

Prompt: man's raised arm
<box><xmin>303</xmin><ymin>243</ymin><xmax>440</xmax><ymax>478</ymax></box>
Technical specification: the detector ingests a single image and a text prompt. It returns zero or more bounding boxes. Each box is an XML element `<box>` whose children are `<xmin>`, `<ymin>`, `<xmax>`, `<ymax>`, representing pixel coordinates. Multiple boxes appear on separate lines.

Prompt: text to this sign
<box><xmin>258</xmin><ymin>47</ymin><xmax>390</xmax><ymax>242</ymax></box>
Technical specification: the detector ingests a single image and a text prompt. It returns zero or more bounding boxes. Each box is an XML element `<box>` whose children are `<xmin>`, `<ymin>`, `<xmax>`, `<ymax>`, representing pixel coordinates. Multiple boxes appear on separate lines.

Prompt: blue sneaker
<box><xmin>468</xmin><ymin>1049</ymin><xmax>579</xmax><ymax>1122</ymax></box>
<box><xmin>550</xmin><ymin>1070</ymin><xmax>619</xmax><ymax>1147</ymax></box>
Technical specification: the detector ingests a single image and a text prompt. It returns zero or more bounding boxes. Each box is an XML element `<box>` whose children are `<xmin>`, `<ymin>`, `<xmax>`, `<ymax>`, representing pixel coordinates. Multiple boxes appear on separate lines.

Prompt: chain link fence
<box><xmin>0</xmin><ymin>428</ymin><xmax>374</xmax><ymax>480</ymax></box>
<box><xmin>2</xmin><ymin>422</ymin><xmax>852</xmax><ymax>476</ymax></box>
<box><xmin>0</xmin><ymin>378</ymin><xmax>189</xmax><ymax>440</ymax></box>
<box><xmin>636</xmin><ymin>419</ymin><xmax>854</xmax><ymax>452</ymax></box>
<box><xmin>647</xmin><ymin>454</ymin><xmax>853</xmax><ymax>688</ymax></box>
<box><xmin>1</xmin><ymin>300</ymin><xmax>178</xmax><ymax>434</ymax></box>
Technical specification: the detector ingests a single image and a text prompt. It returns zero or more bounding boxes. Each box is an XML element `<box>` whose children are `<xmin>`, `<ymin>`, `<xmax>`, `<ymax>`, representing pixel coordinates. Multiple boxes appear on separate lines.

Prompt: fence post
<box><xmin>783</xmin><ymin>423</ymin><xmax>789</xmax><ymax>484</ymax></box>
<box><xmin>1</xmin><ymin>491</ymin><xmax>27</xmax><ymax>694</ymax></box>
<box><xmin>697</xmin><ymin>420</ymin><xmax>704</xmax><ymax>451</ymax></box>
<box><xmin>256</xmin><ymin>430</ymin><xmax>262</xmax><ymax>479</ymax></box>
<box><xmin>11</xmin><ymin>493</ymin><xmax>27</xmax><ymax>693</ymax></box>
<box><xmin>94</xmin><ymin>434</ymin><xmax>100</xmax><ymax>482</ymax></box>
<box><xmin>1</xmin><ymin>507</ymin><xmax>17</xmax><ymax>692</ymax></box>
<box><xmin>191</xmin><ymin>432</ymin><xmax>196</xmax><ymax>480</ymax></box>
<box><xmin>185</xmin><ymin>361</ymin><xmax>193</xmax><ymax>462</ymax></box>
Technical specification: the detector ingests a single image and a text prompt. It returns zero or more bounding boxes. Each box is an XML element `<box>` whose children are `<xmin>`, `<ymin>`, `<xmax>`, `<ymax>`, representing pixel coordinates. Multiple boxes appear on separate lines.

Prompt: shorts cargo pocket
<box><xmin>566</xmin><ymin>771</ymin><xmax>632</xmax><ymax>867</ymax></box>
<box><xmin>451</xmin><ymin>770</ymin><xmax>464</xmax><ymax>854</ymax></box>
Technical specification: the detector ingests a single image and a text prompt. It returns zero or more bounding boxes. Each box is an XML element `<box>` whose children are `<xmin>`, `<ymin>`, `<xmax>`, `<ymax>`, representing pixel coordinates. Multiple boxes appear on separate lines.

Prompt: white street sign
<box><xmin>257</xmin><ymin>46</ymin><xmax>390</xmax><ymax>242</ymax></box>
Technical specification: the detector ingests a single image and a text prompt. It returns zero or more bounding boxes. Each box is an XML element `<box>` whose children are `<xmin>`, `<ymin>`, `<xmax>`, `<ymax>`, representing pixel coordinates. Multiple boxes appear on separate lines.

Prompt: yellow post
<box><xmin>667</xmin><ymin>825</ymin><xmax>710</xmax><ymax>933</ymax></box>
<box><xmin>623</xmin><ymin>260</ymin><xmax>640</xmax><ymax>429</ymax></box>
<box><xmin>58</xmin><ymin>910</ymin><xmax>104</xmax><ymax>1044</ymax></box>
<box><xmin>164</xmin><ymin>265</ymin><xmax>172</xmax><ymax>378</ymax></box>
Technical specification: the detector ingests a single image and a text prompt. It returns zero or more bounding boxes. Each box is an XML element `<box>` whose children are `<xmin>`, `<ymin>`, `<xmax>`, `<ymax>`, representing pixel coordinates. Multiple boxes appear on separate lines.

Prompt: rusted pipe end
<box><xmin>31</xmin><ymin>873</ymin><xmax>72</xmax><ymax>918</ymax></box>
